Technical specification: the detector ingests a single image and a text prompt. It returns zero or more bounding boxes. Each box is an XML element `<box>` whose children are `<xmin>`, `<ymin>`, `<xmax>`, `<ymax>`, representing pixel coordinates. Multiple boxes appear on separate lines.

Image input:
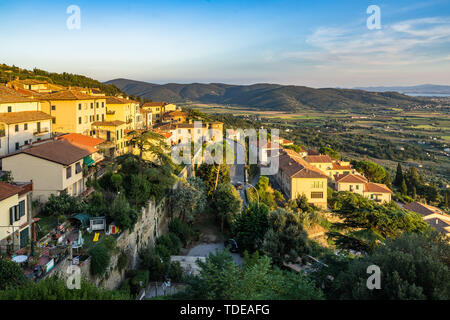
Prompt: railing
<box><xmin>33</xmin><ymin>128</ymin><xmax>49</xmax><ymax>136</ymax></box>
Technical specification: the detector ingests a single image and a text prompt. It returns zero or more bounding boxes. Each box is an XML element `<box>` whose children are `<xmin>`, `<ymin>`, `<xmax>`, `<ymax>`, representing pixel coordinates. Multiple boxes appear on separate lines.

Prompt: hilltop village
<box><xmin>0</xmin><ymin>77</ymin><xmax>448</xmax><ymax>300</ymax></box>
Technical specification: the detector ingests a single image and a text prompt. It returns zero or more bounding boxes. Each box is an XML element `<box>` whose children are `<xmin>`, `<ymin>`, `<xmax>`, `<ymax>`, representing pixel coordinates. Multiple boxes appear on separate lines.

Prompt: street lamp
<box><xmin>246</xmin><ymin>183</ymin><xmax>259</xmax><ymax>207</ymax></box>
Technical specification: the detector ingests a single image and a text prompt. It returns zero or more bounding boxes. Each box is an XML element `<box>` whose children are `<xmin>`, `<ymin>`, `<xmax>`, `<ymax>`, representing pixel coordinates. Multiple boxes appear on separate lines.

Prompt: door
<box><xmin>20</xmin><ymin>227</ymin><xmax>29</xmax><ymax>248</ymax></box>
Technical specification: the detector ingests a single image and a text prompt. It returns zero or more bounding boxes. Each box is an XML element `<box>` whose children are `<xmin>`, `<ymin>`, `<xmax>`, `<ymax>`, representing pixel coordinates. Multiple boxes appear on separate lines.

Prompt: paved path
<box><xmin>187</xmin><ymin>243</ymin><xmax>243</xmax><ymax>265</ymax></box>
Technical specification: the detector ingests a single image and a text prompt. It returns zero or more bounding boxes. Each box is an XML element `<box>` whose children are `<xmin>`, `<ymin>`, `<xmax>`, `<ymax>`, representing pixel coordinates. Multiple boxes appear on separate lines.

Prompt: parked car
<box><xmin>224</xmin><ymin>239</ymin><xmax>239</xmax><ymax>253</ymax></box>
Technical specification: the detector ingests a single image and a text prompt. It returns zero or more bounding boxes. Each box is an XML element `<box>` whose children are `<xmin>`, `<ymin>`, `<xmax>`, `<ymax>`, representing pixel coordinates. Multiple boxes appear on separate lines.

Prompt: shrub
<box><xmin>168</xmin><ymin>261</ymin><xmax>184</xmax><ymax>283</ymax></box>
<box><xmin>117</xmin><ymin>251</ymin><xmax>129</xmax><ymax>272</ymax></box>
<box><xmin>169</xmin><ymin>218</ymin><xmax>194</xmax><ymax>246</ymax></box>
<box><xmin>139</xmin><ymin>247</ymin><xmax>168</xmax><ymax>281</ymax></box>
<box><xmin>89</xmin><ymin>244</ymin><xmax>111</xmax><ymax>276</ymax></box>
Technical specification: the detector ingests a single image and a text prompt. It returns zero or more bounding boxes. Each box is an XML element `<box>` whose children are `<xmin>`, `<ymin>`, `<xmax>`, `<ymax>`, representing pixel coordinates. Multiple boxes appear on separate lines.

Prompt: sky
<box><xmin>0</xmin><ymin>0</ymin><xmax>449</xmax><ymax>87</ymax></box>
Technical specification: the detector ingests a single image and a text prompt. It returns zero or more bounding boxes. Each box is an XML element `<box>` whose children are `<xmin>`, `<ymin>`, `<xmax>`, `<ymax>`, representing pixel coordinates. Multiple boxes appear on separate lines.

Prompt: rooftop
<box><xmin>0</xmin><ymin>181</ymin><xmax>33</xmax><ymax>201</ymax></box>
<box><xmin>92</xmin><ymin>120</ymin><xmax>125</xmax><ymax>127</ymax></box>
<box><xmin>304</xmin><ymin>155</ymin><xmax>334</xmax><ymax>163</ymax></box>
<box><xmin>39</xmin><ymin>90</ymin><xmax>102</xmax><ymax>101</ymax></box>
<box><xmin>3</xmin><ymin>139</ymin><xmax>95</xmax><ymax>165</ymax></box>
<box><xmin>364</xmin><ymin>182</ymin><xmax>393</xmax><ymax>194</ymax></box>
<box><xmin>404</xmin><ymin>201</ymin><xmax>446</xmax><ymax>217</ymax></box>
<box><xmin>336</xmin><ymin>173</ymin><xmax>368</xmax><ymax>184</ymax></box>
<box><xmin>57</xmin><ymin>133</ymin><xmax>105</xmax><ymax>149</ymax></box>
<box><xmin>0</xmin><ymin>111</ymin><xmax>53</xmax><ymax>124</ymax></box>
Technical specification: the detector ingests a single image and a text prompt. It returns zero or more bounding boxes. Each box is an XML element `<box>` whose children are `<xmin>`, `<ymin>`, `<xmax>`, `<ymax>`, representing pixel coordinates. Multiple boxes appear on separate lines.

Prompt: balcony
<box><xmin>33</xmin><ymin>128</ymin><xmax>49</xmax><ymax>136</ymax></box>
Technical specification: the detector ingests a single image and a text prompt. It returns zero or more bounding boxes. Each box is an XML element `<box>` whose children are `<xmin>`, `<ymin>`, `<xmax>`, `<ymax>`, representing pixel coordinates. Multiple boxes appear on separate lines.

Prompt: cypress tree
<box><xmin>394</xmin><ymin>162</ymin><xmax>403</xmax><ymax>187</ymax></box>
<box><xmin>401</xmin><ymin>178</ymin><xmax>408</xmax><ymax>196</ymax></box>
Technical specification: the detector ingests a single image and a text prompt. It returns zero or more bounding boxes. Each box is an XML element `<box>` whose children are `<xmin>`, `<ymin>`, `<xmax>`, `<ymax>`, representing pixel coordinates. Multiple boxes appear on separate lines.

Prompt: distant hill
<box><xmin>0</xmin><ymin>64</ymin><xmax>124</xmax><ymax>96</ymax></box>
<box><xmin>355</xmin><ymin>84</ymin><xmax>450</xmax><ymax>95</ymax></box>
<box><xmin>107</xmin><ymin>78</ymin><xmax>431</xmax><ymax>113</ymax></box>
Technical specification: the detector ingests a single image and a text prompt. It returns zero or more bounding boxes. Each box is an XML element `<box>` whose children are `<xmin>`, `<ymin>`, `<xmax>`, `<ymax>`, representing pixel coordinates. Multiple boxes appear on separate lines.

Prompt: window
<box><xmin>356</xmin><ymin>185</ymin><xmax>359</xmax><ymax>190</ymax></box>
<box><xmin>102</xmin><ymin>114</ymin><xmax>105</xmax><ymax>121</ymax></box>
<box><xmin>66</xmin><ymin>166</ymin><xmax>72</xmax><ymax>179</ymax></box>
<box><xmin>15</xmin><ymin>142</ymin><xmax>19</xmax><ymax>150</ymax></box>
<box><xmin>24</xmin><ymin>123</ymin><xmax>28</xmax><ymax>130</ymax></box>
<box><xmin>311</xmin><ymin>192</ymin><xmax>323</xmax><ymax>199</ymax></box>
<box><xmin>15</xmin><ymin>125</ymin><xmax>19</xmax><ymax>132</ymax></box>
<box><xmin>91</xmin><ymin>103</ymin><xmax>94</xmax><ymax>109</ymax></box>
<box><xmin>75</xmin><ymin>162</ymin><xmax>82</xmax><ymax>174</ymax></box>
<box><xmin>19</xmin><ymin>200</ymin><xmax>25</xmax><ymax>218</ymax></box>
<box><xmin>96</xmin><ymin>103</ymin><xmax>99</xmax><ymax>108</ymax></box>
<box><xmin>102</xmin><ymin>102</ymin><xmax>105</xmax><ymax>108</ymax></box>
<box><xmin>311</xmin><ymin>181</ymin><xmax>323</xmax><ymax>188</ymax></box>
<box><xmin>51</xmin><ymin>105</ymin><xmax>56</xmax><ymax>110</ymax></box>
<box><xmin>52</xmin><ymin>118</ymin><xmax>56</xmax><ymax>124</ymax></box>
<box><xmin>7</xmin><ymin>106</ymin><xmax>12</xmax><ymax>112</ymax></box>
<box><xmin>24</xmin><ymin>140</ymin><xmax>29</xmax><ymax>145</ymax></box>
<box><xmin>96</xmin><ymin>115</ymin><xmax>99</xmax><ymax>121</ymax></box>
<box><xmin>78</xmin><ymin>103</ymin><xmax>82</xmax><ymax>110</ymax></box>
<box><xmin>78</xmin><ymin>117</ymin><xmax>82</xmax><ymax>124</ymax></box>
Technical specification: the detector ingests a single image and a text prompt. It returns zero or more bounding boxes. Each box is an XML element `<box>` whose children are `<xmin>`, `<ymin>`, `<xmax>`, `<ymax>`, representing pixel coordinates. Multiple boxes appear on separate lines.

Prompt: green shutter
<box><xmin>19</xmin><ymin>200</ymin><xmax>25</xmax><ymax>218</ymax></box>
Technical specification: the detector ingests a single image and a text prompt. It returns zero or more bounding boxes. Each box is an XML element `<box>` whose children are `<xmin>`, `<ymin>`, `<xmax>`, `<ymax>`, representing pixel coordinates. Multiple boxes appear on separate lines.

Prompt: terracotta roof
<box><xmin>332</xmin><ymin>162</ymin><xmax>353</xmax><ymax>170</ymax></box>
<box><xmin>336</xmin><ymin>173</ymin><xmax>367</xmax><ymax>184</ymax></box>
<box><xmin>39</xmin><ymin>90</ymin><xmax>101</xmax><ymax>101</ymax></box>
<box><xmin>0</xmin><ymin>86</ymin><xmax>37</xmax><ymax>103</ymax></box>
<box><xmin>3</xmin><ymin>140</ymin><xmax>94</xmax><ymax>165</ymax></box>
<box><xmin>364</xmin><ymin>182</ymin><xmax>392</xmax><ymax>194</ymax></box>
<box><xmin>404</xmin><ymin>201</ymin><xmax>445</xmax><ymax>217</ymax></box>
<box><xmin>141</xmin><ymin>102</ymin><xmax>167</xmax><ymax>108</ymax></box>
<box><xmin>307</xmin><ymin>149</ymin><xmax>320</xmax><ymax>156</ymax></box>
<box><xmin>106</xmin><ymin>96</ymin><xmax>139</xmax><ymax>105</ymax></box>
<box><xmin>57</xmin><ymin>133</ymin><xmax>105</xmax><ymax>149</ymax></box>
<box><xmin>304</xmin><ymin>155</ymin><xmax>334</xmax><ymax>163</ymax></box>
<box><xmin>0</xmin><ymin>182</ymin><xmax>22</xmax><ymax>201</ymax></box>
<box><xmin>0</xmin><ymin>111</ymin><xmax>53</xmax><ymax>124</ymax></box>
<box><xmin>163</xmin><ymin>110</ymin><xmax>187</xmax><ymax>117</ymax></box>
<box><xmin>11</xmin><ymin>79</ymin><xmax>47</xmax><ymax>86</ymax></box>
<box><xmin>279</xmin><ymin>151</ymin><xmax>328</xmax><ymax>179</ymax></box>
<box><xmin>92</xmin><ymin>120</ymin><xmax>125</xmax><ymax>127</ymax></box>
<box><xmin>281</xmin><ymin>139</ymin><xmax>294</xmax><ymax>145</ymax></box>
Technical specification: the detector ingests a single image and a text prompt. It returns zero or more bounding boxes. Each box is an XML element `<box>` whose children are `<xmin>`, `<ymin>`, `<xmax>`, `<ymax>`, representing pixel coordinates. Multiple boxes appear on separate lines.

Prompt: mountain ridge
<box><xmin>106</xmin><ymin>78</ymin><xmax>432</xmax><ymax>113</ymax></box>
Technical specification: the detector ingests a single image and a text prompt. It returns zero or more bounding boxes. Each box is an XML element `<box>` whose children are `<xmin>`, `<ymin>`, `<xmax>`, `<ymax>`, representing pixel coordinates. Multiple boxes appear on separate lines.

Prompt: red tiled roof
<box><xmin>404</xmin><ymin>201</ymin><xmax>445</xmax><ymax>217</ymax></box>
<box><xmin>106</xmin><ymin>96</ymin><xmax>139</xmax><ymax>104</ymax></box>
<box><xmin>3</xmin><ymin>140</ymin><xmax>94</xmax><ymax>165</ymax></box>
<box><xmin>279</xmin><ymin>150</ymin><xmax>328</xmax><ymax>179</ymax></box>
<box><xmin>57</xmin><ymin>133</ymin><xmax>105</xmax><ymax>149</ymax></box>
<box><xmin>332</xmin><ymin>162</ymin><xmax>352</xmax><ymax>170</ymax></box>
<box><xmin>304</xmin><ymin>155</ymin><xmax>334</xmax><ymax>163</ymax></box>
<box><xmin>336</xmin><ymin>173</ymin><xmax>367</xmax><ymax>184</ymax></box>
<box><xmin>0</xmin><ymin>111</ymin><xmax>53</xmax><ymax>124</ymax></box>
<box><xmin>141</xmin><ymin>102</ymin><xmax>167</xmax><ymax>108</ymax></box>
<box><xmin>0</xmin><ymin>86</ymin><xmax>37</xmax><ymax>103</ymax></box>
<box><xmin>364</xmin><ymin>182</ymin><xmax>392</xmax><ymax>194</ymax></box>
<box><xmin>0</xmin><ymin>182</ymin><xmax>22</xmax><ymax>201</ymax></box>
<box><xmin>39</xmin><ymin>90</ymin><xmax>101</xmax><ymax>101</ymax></box>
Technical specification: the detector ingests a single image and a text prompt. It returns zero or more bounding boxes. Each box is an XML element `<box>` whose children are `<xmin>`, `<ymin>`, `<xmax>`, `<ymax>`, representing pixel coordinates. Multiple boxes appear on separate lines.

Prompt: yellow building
<box><xmin>335</xmin><ymin>173</ymin><xmax>392</xmax><ymax>203</ymax></box>
<box><xmin>275</xmin><ymin>149</ymin><xmax>328</xmax><ymax>209</ymax></box>
<box><xmin>0</xmin><ymin>181</ymin><xmax>34</xmax><ymax>252</ymax></box>
<box><xmin>105</xmin><ymin>96</ymin><xmax>142</xmax><ymax>130</ymax></box>
<box><xmin>141</xmin><ymin>102</ymin><xmax>177</xmax><ymax>124</ymax></box>
<box><xmin>304</xmin><ymin>155</ymin><xmax>355</xmax><ymax>180</ymax></box>
<box><xmin>92</xmin><ymin>120</ymin><xmax>128</xmax><ymax>157</ymax></box>
<box><xmin>39</xmin><ymin>90</ymin><xmax>106</xmax><ymax>136</ymax></box>
<box><xmin>2</xmin><ymin>139</ymin><xmax>96</xmax><ymax>202</ymax></box>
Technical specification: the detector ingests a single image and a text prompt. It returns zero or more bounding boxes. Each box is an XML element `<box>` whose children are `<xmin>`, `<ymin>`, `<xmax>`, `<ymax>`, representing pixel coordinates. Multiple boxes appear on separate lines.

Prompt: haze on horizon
<box><xmin>0</xmin><ymin>0</ymin><xmax>449</xmax><ymax>88</ymax></box>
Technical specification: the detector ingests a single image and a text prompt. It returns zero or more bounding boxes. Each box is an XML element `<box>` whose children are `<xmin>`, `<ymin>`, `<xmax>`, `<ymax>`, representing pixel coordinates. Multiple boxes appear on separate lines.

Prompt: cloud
<box><xmin>286</xmin><ymin>16</ymin><xmax>450</xmax><ymax>69</ymax></box>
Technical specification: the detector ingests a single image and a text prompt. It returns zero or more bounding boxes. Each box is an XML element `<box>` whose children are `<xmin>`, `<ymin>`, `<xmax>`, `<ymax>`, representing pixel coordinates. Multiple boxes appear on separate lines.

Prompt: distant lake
<box><xmin>404</xmin><ymin>93</ymin><xmax>450</xmax><ymax>97</ymax></box>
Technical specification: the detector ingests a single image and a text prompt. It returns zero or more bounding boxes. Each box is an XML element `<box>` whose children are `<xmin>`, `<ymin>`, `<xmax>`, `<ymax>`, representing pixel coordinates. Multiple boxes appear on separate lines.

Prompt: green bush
<box><xmin>168</xmin><ymin>218</ymin><xmax>194</xmax><ymax>246</ymax></box>
<box><xmin>117</xmin><ymin>251</ymin><xmax>129</xmax><ymax>272</ymax></box>
<box><xmin>139</xmin><ymin>247</ymin><xmax>168</xmax><ymax>281</ymax></box>
<box><xmin>89</xmin><ymin>244</ymin><xmax>111</xmax><ymax>276</ymax></box>
<box><xmin>155</xmin><ymin>233</ymin><xmax>181</xmax><ymax>258</ymax></box>
<box><xmin>168</xmin><ymin>261</ymin><xmax>184</xmax><ymax>283</ymax></box>
<box><xmin>129</xmin><ymin>270</ymin><xmax>149</xmax><ymax>295</ymax></box>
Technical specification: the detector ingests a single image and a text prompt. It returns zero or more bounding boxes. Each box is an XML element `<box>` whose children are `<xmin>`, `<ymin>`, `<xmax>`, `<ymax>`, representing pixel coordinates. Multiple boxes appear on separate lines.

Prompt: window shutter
<box><xmin>14</xmin><ymin>205</ymin><xmax>20</xmax><ymax>221</ymax></box>
<box><xmin>10</xmin><ymin>207</ymin><xmax>14</xmax><ymax>225</ymax></box>
<box><xmin>19</xmin><ymin>200</ymin><xmax>26</xmax><ymax>218</ymax></box>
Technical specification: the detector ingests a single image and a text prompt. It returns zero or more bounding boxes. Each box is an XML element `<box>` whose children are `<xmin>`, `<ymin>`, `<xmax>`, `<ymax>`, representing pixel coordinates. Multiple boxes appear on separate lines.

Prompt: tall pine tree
<box><xmin>394</xmin><ymin>162</ymin><xmax>403</xmax><ymax>187</ymax></box>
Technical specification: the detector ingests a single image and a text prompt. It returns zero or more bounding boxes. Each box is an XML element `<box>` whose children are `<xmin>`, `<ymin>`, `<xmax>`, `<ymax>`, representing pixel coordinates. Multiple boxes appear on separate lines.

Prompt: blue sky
<box><xmin>0</xmin><ymin>0</ymin><xmax>449</xmax><ymax>87</ymax></box>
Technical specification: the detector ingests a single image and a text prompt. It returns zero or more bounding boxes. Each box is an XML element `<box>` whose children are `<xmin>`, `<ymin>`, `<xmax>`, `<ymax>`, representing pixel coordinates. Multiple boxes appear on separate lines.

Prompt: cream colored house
<box><xmin>275</xmin><ymin>149</ymin><xmax>328</xmax><ymax>209</ymax></box>
<box><xmin>105</xmin><ymin>96</ymin><xmax>142</xmax><ymax>130</ymax></box>
<box><xmin>2</xmin><ymin>139</ymin><xmax>96</xmax><ymax>202</ymax></box>
<box><xmin>335</xmin><ymin>173</ymin><xmax>392</xmax><ymax>203</ymax></box>
<box><xmin>92</xmin><ymin>120</ymin><xmax>128</xmax><ymax>157</ymax></box>
<box><xmin>39</xmin><ymin>90</ymin><xmax>106</xmax><ymax>136</ymax></box>
<box><xmin>0</xmin><ymin>181</ymin><xmax>34</xmax><ymax>252</ymax></box>
<box><xmin>0</xmin><ymin>111</ymin><xmax>53</xmax><ymax>156</ymax></box>
<box><xmin>0</xmin><ymin>86</ymin><xmax>53</xmax><ymax>156</ymax></box>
